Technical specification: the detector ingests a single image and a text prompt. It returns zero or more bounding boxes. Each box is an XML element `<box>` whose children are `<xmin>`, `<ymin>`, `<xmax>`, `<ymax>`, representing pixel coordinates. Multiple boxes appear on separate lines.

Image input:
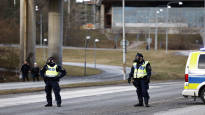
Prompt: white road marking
<box><xmin>0</xmin><ymin>81</ymin><xmax>182</xmax><ymax>90</ymax></box>
<box><xmin>151</xmin><ymin>82</ymin><xmax>183</xmax><ymax>86</ymax></box>
<box><xmin>0</xmin><ymin>86</ymin><xmax>159</xmax><ymax>108</ymax></box>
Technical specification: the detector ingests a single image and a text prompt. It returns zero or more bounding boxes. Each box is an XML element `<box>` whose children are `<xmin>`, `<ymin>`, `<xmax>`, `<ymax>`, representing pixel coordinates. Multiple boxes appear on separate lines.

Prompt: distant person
<box><xmin>20</xmin><ymin>60</ymin><xmax>30</xmax><ymax>82</ymax></box>
<box><xmin>146</xmin><ymin>45</ymin><xmax>149</xmax><ymax>50</ymax></box>
<box><xmin>31</xmin><ymin>62</ymin><xmax>40</xmax><ymax>82</ymax></box>
<box><xmin>40</xmin><ymin>57</ymin><xmax>66</xmax><ymax>107</ymax></box>
<box><xmin>128</xmin><ymin>53</ymin><xmax>152</xmax><ymax>107</ymax></box>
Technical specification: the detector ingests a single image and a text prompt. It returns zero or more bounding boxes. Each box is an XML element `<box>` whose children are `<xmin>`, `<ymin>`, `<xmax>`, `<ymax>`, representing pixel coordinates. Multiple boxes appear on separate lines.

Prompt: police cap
<box><xmin>136</xmin><ymin>53</ymin><xmax>143</xmax><ymax>58</ymax></box>
<box><xmin>48</xmin><ymin>57</ymin><xmax>55</xmax><ymax>61</ymax></box>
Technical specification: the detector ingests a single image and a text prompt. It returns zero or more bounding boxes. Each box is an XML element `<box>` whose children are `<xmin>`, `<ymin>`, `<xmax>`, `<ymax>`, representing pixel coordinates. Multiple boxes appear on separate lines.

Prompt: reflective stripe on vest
<box><xmin>133</xmin><ymin>61</ymin><xmax>148</xmax><ymax>78</ymax></box>
<box><xmin>45</xmin><ymin>65</ymin><xmax>59</xmax><ymax>77</ymax></box>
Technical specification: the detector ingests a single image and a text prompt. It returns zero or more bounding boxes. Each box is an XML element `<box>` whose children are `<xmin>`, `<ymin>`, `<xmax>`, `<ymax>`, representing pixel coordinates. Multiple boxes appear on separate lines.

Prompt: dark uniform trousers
<box><xmin>133</xmin><ymin>78</ymin><xmax>150</xmax><ymax>105</ymax></box>
<box><xmin>45</xmin><ymin>79</ymin><xmax>61</xmax><ymax>105</ymax></box>
<box><xmin>22</xmin><ymin>73</ymin><xmax>29</xmax><ymax>81</ymax></box>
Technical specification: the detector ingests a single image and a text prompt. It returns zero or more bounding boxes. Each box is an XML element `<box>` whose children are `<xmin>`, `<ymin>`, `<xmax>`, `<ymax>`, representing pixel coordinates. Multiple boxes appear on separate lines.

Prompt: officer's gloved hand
<box><xmin>128</xmin><ymin>77</ymin><xmax>131</xmax><ymax>84</ymax></box>
<box><xmin>43</xmin><ymin>77</ymin><xmax>48</xmax><ymax>82</ymax></box>
<box><xmin>146</xmin><ymin>76</ymin><xmax>150</xmax><ymax>83</ymax></box>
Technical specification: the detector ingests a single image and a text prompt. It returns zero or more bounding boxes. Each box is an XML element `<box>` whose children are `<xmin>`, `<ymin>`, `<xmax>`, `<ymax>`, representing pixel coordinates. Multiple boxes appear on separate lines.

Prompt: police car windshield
<box><xmin>198</xmin><ymin>54</ymin><xmax>205</xmax><ymax>69</ymax></box>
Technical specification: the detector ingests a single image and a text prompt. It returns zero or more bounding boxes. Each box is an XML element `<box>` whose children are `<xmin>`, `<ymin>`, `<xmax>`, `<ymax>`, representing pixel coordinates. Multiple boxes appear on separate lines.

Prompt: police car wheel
<box><xmin>200</xmin><ymin>87</ymin><xmax>205</xmax><ymax>104</ymax></box>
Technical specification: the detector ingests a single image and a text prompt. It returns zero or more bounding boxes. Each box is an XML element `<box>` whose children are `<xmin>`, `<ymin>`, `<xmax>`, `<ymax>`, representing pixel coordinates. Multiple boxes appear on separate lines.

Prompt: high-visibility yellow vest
<box><xmin>133</xmin><ymin>61</ymin><xmax>149</xmax><ymax>78</ymax></box>
<box><xmin>45</xmin><ymin>65</ymin><xmax>59</xmax><ymax>77</ymax></box>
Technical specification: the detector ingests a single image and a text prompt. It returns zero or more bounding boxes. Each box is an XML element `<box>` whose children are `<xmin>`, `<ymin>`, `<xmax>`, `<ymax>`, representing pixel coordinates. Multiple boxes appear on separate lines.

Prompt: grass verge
<box><xmin>62</xmin><ymin>49</ymin><xmax>187</xmax><ymax>80</ymax></box>
<box><xmin>0</xmin><ymin>64</ymin><xmax>102</xmax><ymax>83</ymax></box>
<box><xmin>63</xmin><ymin>65</ymin><xmax>101</xmax><ymax>77</ymax></box>
<box><xmin>0</xmin><ymin>47</ymin><xmax>187</xmax><ymax>81</ymax></box>
<box><xmin>0</xmin><ymin>47</ymin><xmax>187</xmax><ymax>82</ymax></box>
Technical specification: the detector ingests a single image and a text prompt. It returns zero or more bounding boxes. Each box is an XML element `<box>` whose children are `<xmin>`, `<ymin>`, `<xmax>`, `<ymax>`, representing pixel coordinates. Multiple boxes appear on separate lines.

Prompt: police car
<box><xmin>182</xmin><ymin>48</ymin><xmax>205</xmax><ymax>103</ymax></box>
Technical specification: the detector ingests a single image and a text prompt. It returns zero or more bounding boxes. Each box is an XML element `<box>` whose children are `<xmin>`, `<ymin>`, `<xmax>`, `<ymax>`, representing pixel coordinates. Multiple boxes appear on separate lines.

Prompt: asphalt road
<box><xmin>0</xmin><ymin>81</ymin><xmax>204</xmax><ymax>115</ymax></box>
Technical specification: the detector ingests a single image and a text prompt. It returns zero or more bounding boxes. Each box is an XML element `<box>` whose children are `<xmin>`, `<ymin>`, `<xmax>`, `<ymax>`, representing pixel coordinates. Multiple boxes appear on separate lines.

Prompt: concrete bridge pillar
<box><xmin>20</xmin><ymin>0</ymin><xmax>36</xmax><ymax>67</ymax></box>
<box><xmin>48</xmin><ymin>0</ymin><xmax>64</xmax><ymax>65</ymax></box>
<box><xmin>96</xmin><ymin>6</ymin><xmax>100</xmax><ymax>28</ymax></box>
<box><xmin>100</xmin><ymin>4</ymin><xmax>105</xmax><ymax>29</ymax></box>
<box><xmin>200</xmin><ymin>31</ymin><xmax>205</xmax><ymax>47</ymax></box>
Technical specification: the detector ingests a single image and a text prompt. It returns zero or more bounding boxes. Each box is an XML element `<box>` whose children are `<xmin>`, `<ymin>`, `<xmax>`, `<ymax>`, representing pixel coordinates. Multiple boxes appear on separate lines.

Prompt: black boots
<box><xmin>57</xmin><ymin>104</ymin><xmax>61</xmax><ymax>107</ymax></box>
<box><xmin>134</xmin><ymin>103</ymin><xmax>150</xmax><ymax>107</ymax></box>
<box><xmin>45</xmin><ymin>104</ymin><xmax>61</xmax><ymax>107</ymax></box>
<box><xmin>134</xmin><ymin>103</ymin><xmax>144</xmax><ymax>107</ymax></box>
<box><xmin>144</xmin><ymin>97</ymin><xmax>150</xmax><ymax>107</ymax></box>
<box><xmin>44</xmin><ymin>104</ymin><xmax>52</xmax><ymax>107</ymax></box>
<box><xmin>134</xmin><ymin>101</ymin><xmax>150</xmax><ymax>107</ymax></box>
<box><xmin>145</xmin><ymin>104</ymin><xmax>150</xmax><ymax>107</ymax></box>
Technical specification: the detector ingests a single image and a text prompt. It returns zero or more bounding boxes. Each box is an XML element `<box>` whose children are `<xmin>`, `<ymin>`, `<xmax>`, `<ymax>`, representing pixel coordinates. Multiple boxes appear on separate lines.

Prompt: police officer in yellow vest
<box><xmin>128</xmin><ymin>53</ymin><xmax>152</xmax><ymax>107</ymax></box>
<box><xmin>40</xmin><ymin>57</ymin><xmax>66</xmax><ymax>107</ymax></box>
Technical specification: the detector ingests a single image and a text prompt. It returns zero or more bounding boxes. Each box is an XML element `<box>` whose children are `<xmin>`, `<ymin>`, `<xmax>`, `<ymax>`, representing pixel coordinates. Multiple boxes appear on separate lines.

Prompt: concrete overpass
<box><xmin>20</xmin><ymin>0</ymin><xmax>64</xmax><ymax>67</ymax></box>
<box><xmin>97</xmin><ymin>0</ymin><xmax>203</xmax><ymax>4</ymax></box>
<box><xmin>97</xmin><ymin>0</ymin><xmax>204</xmax><ymax>29</ymax></box>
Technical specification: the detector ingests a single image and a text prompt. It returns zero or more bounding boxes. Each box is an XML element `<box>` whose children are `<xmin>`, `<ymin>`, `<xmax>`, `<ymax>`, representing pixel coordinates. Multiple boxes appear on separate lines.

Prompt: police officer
<box><xmin>40</xmin><ymin>57</ymin><xmax>66</xmax><ymax>107</ymax></box>
<box><xmin>128</xmin><ymin>53</ymin><xmax>152</xmax><ymax>107</ymax></box>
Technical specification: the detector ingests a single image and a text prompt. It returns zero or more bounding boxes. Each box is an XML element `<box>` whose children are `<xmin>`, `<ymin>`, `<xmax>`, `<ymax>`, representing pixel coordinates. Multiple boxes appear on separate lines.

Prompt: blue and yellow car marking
<box><xmin>185</xmin><ymin>75</ymin><xmax>205</xmax><ymax>90</ymax></box>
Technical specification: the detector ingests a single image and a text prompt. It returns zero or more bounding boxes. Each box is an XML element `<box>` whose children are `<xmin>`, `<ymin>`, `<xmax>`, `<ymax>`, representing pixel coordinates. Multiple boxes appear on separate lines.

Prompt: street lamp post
<box><xmin>93</xmin><ymin>0</ymin><xmax>96</xmax><ymax>27</ymax></box>
<box><xmin>155</xmin><ymin>9</ymin><xmax>163</xmax><ymax>51</ymax></box>
<box><xmin>40</xmin><ymin>13</ymin><xmax>43</xmax><ymax>47</ymax></box>
<box><xmin>166</xmin><ymin>1</ymin><xmax>183</xmax><ymax>53</ymax></box>
<box><xmin>155</xmin><ymin>11</ymin><xmax>158</xmax><ymax>51</ymax></box>
<box><xmin>43</xmin><ymin>38</ymin><xmax>47</xmax><ymax>60</ymax></box>
<box><xmin>14</xmin><ymin>0</ymin><xmax>16</xmax><ymax>7</ymax></box>
<box><xmin>35</xmin><ymin>5</ymin><xmax>43</xmax><ymax>48</ymax></box>
<box><xmin>94</xmin><ymin>39</ymin><xmax>99</xmax><ymax>68</ymax></box>
<box><xmin>148</xmin><ymin>8</ymin><xmax>152</xmax><ymax>50</ymax></box>
<box><xmin>165</xmin><ymin>7</ymin><xmax>169</xmax><ymax>53</ymax></box>
<box><xmin>122</xmin><ymin>0</ymin><xmax>126</xmax><ymax>80</ymax></box>
<box><xmin>84</xmin><ymin>36</ymin><xmax>90</xmax><ymax>76</ymax></box>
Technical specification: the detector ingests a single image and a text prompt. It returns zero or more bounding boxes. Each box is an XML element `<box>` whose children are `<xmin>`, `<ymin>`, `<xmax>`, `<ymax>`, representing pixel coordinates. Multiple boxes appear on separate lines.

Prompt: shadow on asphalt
<box><xmin>182</xmin><ymin>98</ymin><xmax>205</xmax><ymax>105</ymax></box>
<box><xmin>185</xmin><ymin>101</ymin><xmax>204</xmax><ymax>105</ymax></box>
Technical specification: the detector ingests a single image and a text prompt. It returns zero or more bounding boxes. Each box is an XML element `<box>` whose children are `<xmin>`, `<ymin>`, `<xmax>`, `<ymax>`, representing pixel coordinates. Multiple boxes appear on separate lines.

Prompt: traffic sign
<box><xmin>81</xmin><ymin>23</ymin><xmax>96</xmax><ymax>30</ymax></box>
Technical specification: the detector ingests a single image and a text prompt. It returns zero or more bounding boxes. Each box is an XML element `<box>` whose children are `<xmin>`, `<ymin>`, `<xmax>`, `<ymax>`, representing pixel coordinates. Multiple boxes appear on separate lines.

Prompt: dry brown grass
<box><xmin>35</xmin><ymin>48</ymin><xmax>102</xmax><ymax>77</ymax></box>
<box><xmin>63</xmin><ymin>66</ymin><xmax>101</xmax><ymax>77</ymax></box>
<box><xmin>0</xmin><ymin>48</ymin><xmax>19</xmax><ymax>69</ymax></box>
<box><xmin>0</xmin><ymin>71</ymin><xmax>19</xmax><ymax>82</ymax></box>
<box><xmin>0</xmin><ymin>48</ymin><xmax>101</xmax><ymax>80</ymax></box>
<box><xmin>62</xmin><ymin>49</ymin><xmax>187</xmax><ymax>80</ymax></box>
<box><xmin>0</xmin><ymin>47</ymin><xmax>187</xmax><ymax>81</ymax></box>
<box><xmin>0</xmin><ymin>64</ymin><xmax>102</xmax><ymax>83</ymax></box>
